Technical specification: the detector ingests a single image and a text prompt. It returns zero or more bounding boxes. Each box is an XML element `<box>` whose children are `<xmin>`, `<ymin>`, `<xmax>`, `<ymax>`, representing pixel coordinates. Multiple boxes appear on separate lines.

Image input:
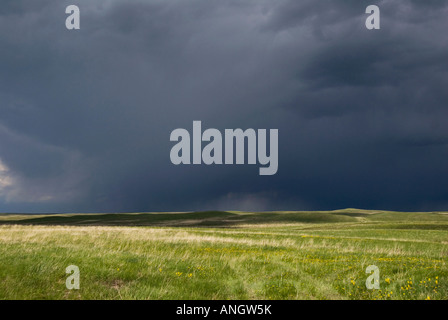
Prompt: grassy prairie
<box><xmin>0</xmin><ymin>209</ymin><xmax>447</xmax><ymax>300</ymax></box>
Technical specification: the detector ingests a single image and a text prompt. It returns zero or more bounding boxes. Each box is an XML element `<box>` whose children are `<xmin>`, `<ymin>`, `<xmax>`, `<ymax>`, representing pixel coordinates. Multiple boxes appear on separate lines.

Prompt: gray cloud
<box><xmin>0</xmin><ymin>0</ymin><xmax>447</xmax><ymax>212</ymax></box>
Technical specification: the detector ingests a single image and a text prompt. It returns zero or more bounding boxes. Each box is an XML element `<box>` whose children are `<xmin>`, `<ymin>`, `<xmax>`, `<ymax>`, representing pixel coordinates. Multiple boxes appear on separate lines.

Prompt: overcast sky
<box><xmin>0</xmin><ymin>0</ymin><xmax>447</xmax><ymax>213</ymax></box>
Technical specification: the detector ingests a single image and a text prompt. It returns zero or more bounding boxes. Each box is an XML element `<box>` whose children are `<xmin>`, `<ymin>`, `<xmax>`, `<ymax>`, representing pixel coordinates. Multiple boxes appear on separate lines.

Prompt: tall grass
<box><xmin>0</xmin><ymin>209</ymin><xmax>447</xmax><ymax>299</ymax></box>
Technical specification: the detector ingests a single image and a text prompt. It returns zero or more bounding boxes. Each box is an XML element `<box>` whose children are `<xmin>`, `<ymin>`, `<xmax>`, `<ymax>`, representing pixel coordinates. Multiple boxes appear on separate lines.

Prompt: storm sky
<box><xmin>0</xmin><ymin>0</ymin><xmax>447</xmax><ymax>213</ymax></box>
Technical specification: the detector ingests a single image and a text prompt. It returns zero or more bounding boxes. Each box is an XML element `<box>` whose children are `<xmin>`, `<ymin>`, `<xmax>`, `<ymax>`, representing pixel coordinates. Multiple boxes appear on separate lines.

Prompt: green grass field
<box><xmin>0</xmin><ymin>209</ymin><xmax>447</xmax><ymax>300</ymax></box>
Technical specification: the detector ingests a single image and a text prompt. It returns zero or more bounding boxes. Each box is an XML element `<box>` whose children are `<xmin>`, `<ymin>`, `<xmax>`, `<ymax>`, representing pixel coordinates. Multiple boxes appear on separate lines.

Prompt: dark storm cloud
<box><xmin>0</xmin><ymin>0</ymin><xmax>447</xmax><ymax>212</ymax></box>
